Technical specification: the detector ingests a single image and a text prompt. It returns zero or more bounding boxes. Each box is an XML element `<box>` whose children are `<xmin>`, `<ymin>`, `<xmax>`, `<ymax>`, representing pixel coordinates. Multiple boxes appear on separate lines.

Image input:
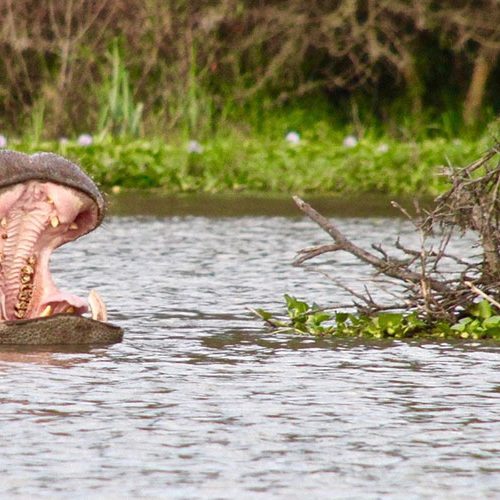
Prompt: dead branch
<box><xmin>293</xmin><ymin>195</ymin><xmax>450</xmax><ymax>294</ymax></box>
<box><xmin>293</xmin><ymin>243</ymin><xmax>343</xmax><ymax>266</ymax></box>
<box><xmin>465</xmin><ymin>282</ymin><xmax>500</xmax><ymax>309</ymax></box>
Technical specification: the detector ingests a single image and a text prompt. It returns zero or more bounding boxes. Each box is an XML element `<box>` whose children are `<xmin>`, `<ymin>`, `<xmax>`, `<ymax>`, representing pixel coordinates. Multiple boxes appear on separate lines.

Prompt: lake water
<box><xmin>0</xmin><ymin>196</ymin><xmax>498</xmax><ymax>498</ymax></box>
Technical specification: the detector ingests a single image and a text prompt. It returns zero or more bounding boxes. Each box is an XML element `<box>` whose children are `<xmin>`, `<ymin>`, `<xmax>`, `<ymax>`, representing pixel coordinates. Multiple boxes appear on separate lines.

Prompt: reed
<box><xmin>97</xmin><ymin>40</ymin><xmax>144</xmax><ymax>138</ymax></box>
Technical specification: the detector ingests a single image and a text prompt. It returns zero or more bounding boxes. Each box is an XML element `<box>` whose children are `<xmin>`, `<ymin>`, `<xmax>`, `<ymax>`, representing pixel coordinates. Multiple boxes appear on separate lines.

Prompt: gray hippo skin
<box><xmin>0</xmin><ymin>150</ymin><xmax>123</xmax><ymax>345</ymax></box>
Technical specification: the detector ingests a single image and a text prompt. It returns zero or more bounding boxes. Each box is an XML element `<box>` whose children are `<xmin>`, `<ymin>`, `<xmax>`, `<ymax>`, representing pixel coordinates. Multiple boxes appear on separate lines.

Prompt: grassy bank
<box><xmin>6</xmin><ymin>120</ymin><xmax>497</xmax><ymax>197</ymax></box>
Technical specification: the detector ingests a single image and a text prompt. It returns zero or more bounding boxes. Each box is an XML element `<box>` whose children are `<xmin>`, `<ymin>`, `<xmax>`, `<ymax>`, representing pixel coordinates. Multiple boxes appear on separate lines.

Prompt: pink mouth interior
<box><xmin>0</xmin><ymin>181</ymin><xmax>99</xmax><ymax>321</ymax></box>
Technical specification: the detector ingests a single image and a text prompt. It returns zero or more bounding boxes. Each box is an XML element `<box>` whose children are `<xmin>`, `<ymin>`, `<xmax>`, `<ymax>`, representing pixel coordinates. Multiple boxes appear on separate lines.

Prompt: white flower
<box><xmin>59</xmin><ymin>137</ymin><xmax>69</xmax><ymax>145</ymax></box>
<box><xmin>285</xmin><ymin>131</ymin><xmax>301</xmax><ymax>144</ymax></box>
<box><xmin>77</xmin><ymin>133</ymin><xmax>93</xmax><ymax>146</ymax></box>
<box><xmin>376</xmin><ymin>143</ymin><xmax>389</xmax><ymax>153</ymax></box>
<box><xmin>343</xmin><ymin>135</ymin><xmax>358</xmax><ymax>148</ymax></box>
<box><xmin>187</xmin><ymin>140</ymin><xmax>203</xmax><ymax>154</ymax></box>
<box><xmin>0</xmin><ymin>135</ymin><xmax>7</xmax><ymax>148</ymax></box>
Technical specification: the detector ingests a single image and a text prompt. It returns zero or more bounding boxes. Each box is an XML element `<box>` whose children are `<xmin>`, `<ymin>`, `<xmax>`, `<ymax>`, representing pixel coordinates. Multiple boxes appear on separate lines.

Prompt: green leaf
<box><xmin>482</xmin><ymin>315</ymin><xmax>500</xmax><ymax>328</ymax></box>
<box><xmin>470</xmin><ymin>300</ymin><xmax>493</xmax><ymax>320</ymax></box>
<box><xmin>377</xmin><ymin>313</ymin><xmax>403</xmax><ymax>330</ymax></box>
<box><xmin>284</xmin><ymin>294</ymin><xmax>309</xmax><ymax>316</ymax></box>
<box><xmin>335</xmin><ymin>312</ymin><xmax>349</xmax><ymax>324</ymax></box>
<box><xmin>305</xmin><ymin>312</ymin><xmax>332</xmax><ymax>329</ymax></box>
<box><xmin>451</xmin><ymin>317</ymin><xmax>473</xmax><ymax>332</ymax></box>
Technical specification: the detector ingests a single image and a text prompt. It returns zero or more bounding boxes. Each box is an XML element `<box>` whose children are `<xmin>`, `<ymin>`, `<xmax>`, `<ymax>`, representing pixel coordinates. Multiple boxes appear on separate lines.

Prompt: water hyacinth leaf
<box><xmin>305</xmin><ymin>312</ymin><xmax>332</xmax><ymax>333</ymax></box>
<box><xmin>450</xmin><ymin>317</ymin><xmax>473</xmax><ymax>332</ymax></box>
<box><xmin>335</xmin><ymin>312</ymin><xmax>350</xmax><ymax>324</ymax></box>
<box><xmin>284</xmin><ymin>294</ymin><xmax>309</xmax><ymax>316</ymax></box>
<box><xmin>253</xmin><ymin>294</ymin><xmax>500</xmax><ymax>339</ymax></box>
<box><xmin>470</xmin><ymin>300</ymin><xmax>493</xmax><ymax>320</ymax></box>
<box><xmin>309</xmin><ymin>312</ymin><xmax>332</xmax><ymax>324</ymax></box>
<box><xmin>254</xmin><ymin>278</ymin><xmax>500</xmax><ymax>340</ymax></box>
<box><xmin>482</xmin><ymin>316</ymin><xmax>500</xmax><ymax>338</ymax></box>
<box><xmin>377</xmin><ymin>313</ymin><xmax>403</xmax><ymax>330</ymax></box>
<box><xmin>482</xmin><ymin>316</ymin><xmax>500</xmax><ymax>331</ymax></box>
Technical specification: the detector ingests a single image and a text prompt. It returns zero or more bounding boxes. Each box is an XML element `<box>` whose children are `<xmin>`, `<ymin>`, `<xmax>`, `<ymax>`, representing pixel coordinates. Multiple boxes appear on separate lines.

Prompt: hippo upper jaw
<box><xmin>0</xmin><ymin>151</ymin><xmax>107</xmax><ymax>323</ymax></box>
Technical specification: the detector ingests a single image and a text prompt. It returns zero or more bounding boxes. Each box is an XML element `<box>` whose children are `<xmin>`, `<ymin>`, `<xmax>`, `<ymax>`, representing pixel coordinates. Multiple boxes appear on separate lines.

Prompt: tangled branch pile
<box><xmin>294</xmin><ymin>144</ymin><xmax>500</xmax><ymax>323</ymax></box>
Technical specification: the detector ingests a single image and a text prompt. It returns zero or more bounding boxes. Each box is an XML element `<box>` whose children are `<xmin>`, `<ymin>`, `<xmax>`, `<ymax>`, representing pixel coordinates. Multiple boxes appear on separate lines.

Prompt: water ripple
<box><xmin>0</xmin><ymin>216</ymin><xmax>498</xmax><ymax>498</ymax></box>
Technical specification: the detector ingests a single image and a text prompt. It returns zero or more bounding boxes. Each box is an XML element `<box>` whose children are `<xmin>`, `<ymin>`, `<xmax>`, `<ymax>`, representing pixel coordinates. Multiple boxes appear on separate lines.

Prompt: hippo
<box><xmin>0</xmin><ymin>150</ymin><xmax>123</xmax><ymax>345</ymax></box>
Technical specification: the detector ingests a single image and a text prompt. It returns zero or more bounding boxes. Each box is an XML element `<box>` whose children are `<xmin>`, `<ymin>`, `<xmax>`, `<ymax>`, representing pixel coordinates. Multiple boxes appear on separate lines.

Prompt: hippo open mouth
<box><xmin>0</xmin><ymin>150</ymin><xmax>108</xmax><ymax>325</ymax></box>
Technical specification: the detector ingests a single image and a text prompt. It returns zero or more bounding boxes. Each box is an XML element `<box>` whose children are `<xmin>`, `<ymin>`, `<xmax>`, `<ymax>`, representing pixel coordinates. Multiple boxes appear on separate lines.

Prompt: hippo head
<box><xmin>0</xmin><ymin>150</ymin><xmax>122</xmax><ymax>344</ymax></box>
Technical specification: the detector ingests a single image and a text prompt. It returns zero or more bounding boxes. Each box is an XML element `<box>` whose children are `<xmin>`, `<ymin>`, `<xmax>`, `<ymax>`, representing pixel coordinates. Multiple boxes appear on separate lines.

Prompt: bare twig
<box><xmin>464</xmin><ymin>282</ymin><xmax>500</xmax><ymax>309</ymax></box>
<box><xmin>293</xmin><ymin>243</ymin><xmax>342</xmax><ymax>266</ymax></box>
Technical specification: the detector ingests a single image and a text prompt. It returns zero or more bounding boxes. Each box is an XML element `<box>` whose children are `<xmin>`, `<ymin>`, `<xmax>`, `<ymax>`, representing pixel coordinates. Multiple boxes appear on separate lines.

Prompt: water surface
<box><xmin>0</xmin><ymin>201</ymin><xmax>498</xmax><ymax>498</ymax></box>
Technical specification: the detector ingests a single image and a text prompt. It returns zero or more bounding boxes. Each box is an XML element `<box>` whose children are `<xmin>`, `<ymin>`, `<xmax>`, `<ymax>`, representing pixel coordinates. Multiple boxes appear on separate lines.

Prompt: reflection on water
<box><xmin>108</xmin><ymin>191</ymin><xmax>433</xmax><ymax>218</ymax></box>
<box><xmin>0</xmin><ymin>210</ymin><xmax>498</xmax><ymax>498</ymax></box>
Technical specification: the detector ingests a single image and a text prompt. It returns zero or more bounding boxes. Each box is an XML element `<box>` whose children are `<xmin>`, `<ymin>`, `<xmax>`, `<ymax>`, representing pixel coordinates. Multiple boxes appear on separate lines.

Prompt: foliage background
<box><xmin>0</xmin><ymin>0</ymin><xmax>498</xmax><ymax>138</ymax></box>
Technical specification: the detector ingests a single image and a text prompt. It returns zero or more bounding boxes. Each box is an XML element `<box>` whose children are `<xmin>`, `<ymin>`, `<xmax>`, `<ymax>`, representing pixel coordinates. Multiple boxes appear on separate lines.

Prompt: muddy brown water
<box><xmin>0</xmin><ymin>195</ymin><xmax>498</xmax><ymax>498</ymax></box>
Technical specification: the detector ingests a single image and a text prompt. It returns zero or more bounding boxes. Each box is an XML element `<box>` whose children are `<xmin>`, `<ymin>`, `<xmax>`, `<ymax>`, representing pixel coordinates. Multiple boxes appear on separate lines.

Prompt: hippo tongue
<box><xmin>0</xmin><ymin>180</ymin><xmax>100</xmax><ymax>321</ymax></box>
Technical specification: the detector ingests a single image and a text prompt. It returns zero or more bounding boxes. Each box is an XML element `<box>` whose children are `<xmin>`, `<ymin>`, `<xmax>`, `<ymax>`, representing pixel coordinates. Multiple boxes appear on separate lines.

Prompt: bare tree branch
<box><xmin>293</xmin><ymin>195</ymin><xmax>450</xmax><ymax>293</ymax></box>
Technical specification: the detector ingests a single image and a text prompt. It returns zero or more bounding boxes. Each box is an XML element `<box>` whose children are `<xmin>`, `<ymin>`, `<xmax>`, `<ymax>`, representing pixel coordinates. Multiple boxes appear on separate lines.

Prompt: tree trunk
<box><xmin>463</xmin><ymin>47</ymin><xmax>498</xmax><ymax>126</ymax></box>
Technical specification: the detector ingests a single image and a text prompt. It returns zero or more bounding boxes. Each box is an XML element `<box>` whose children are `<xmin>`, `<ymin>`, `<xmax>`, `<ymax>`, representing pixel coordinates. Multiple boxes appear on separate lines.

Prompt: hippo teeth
<box><xmin>0</xmin><ymin>180</ymin><xmax>100</xmax><ymax>321</ymax></box>
<box><xmin>40</xmin><ymin>305</ymin><xmax>52</xmax><ymax>317</ymax></box>
<box><xmin>88</xmin><ymin>289</ymin><xmax>107</xmax><ymax>322</ymax></box>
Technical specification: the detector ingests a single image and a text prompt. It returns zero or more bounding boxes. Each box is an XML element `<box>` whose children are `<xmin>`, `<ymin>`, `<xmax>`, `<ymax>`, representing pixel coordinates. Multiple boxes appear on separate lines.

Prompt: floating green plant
<box><xmin>253</xmin><ymin>297</ymin><xmax>500</xmax><ymax>340</ymax></box>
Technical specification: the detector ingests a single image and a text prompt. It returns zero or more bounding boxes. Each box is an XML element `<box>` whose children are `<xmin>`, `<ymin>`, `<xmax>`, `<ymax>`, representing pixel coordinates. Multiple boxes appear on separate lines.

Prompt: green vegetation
<box><xmin>254</xmin><ymin>296</ymin><xmax>500</xmax><ymax>340</ymax></box>
<box><xmin>8</xmin><ymin>119</ymin><xmax>496</xmax><ymax>195</ymax></box>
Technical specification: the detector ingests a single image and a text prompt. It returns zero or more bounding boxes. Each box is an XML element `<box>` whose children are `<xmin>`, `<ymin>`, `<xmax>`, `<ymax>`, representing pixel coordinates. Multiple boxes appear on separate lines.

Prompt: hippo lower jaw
<box><xmin>0</xmin><ymin>150</ymin><xmax>123</xmax><ymax>345</ymax></box>
<box><xmin>0</xmin><ymin>314</ymin><xmax>123</xmax><ymax>346</ymax></box>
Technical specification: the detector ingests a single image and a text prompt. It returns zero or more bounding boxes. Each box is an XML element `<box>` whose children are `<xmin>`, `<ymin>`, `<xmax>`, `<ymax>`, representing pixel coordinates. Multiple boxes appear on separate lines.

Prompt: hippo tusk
<box><xmin>88</xmin><ymin>289</ymin><xmax>108</xmax><ymax>322</ymax></box>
